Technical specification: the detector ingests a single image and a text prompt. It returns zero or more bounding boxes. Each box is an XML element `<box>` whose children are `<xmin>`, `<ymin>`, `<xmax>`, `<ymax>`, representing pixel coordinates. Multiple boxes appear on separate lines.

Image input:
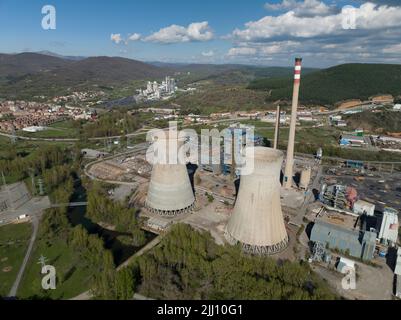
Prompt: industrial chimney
<box><xmin>146</xmin><ymin>131</ymin><xmax>195</xmax><ymax>216</ymax></box>
<box><xmin>283</xmin><ymin>57</ymin><xmax>302</xmax><ymax>189</ymax></box>
<box><xmin>225</xmin><ymin>147</ymin><xmax>289</xmax><ymax>255</ymax></box>
<box><xmin>273</xmin><ymin>104</ymin><xmax>281</xmax><ymax>149</ymax></box>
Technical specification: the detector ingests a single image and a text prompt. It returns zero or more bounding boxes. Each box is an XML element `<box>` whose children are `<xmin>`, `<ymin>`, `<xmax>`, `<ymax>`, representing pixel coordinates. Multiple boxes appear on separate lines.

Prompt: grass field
<box><xmin>18</xmin><ymin>238</ymin><xmax>92</xmax><ymax>299</ymax></box>
<box><xmin>0</xmin><ymin>223</ymin><xmax>32</xmax><ymax>297</ymax></box>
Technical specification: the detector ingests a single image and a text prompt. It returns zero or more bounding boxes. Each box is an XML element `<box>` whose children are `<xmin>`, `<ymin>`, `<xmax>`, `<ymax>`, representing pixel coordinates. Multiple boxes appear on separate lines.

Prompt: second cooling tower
<box><xmin>146</xmin><ymin>131</ymin><xmax>195</xmax><ymax>216</ymax></box>
<box><xmin>225</xmin><ymin>147</ymin><xmax>289</xmax><ymax>255</ymax></box>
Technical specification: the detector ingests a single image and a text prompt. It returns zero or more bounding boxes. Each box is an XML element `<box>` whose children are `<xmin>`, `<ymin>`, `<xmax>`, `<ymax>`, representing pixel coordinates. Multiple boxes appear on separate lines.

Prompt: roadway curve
<box><xmin>7</xmin><ymin>213</ymin><xmax>40</xmax><ymax>298</ymax></box>
<box><xmin>0</xmin><ymin>117</ymin><xmax>244</xmax><ymax>143</ymax></box>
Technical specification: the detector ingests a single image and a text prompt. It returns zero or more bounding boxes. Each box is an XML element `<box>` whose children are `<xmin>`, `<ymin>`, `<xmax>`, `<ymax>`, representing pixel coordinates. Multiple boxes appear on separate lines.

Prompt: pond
<box><xmin>67</xmin><ymin>181</ymin><xmax>156</xmax><ymax>266</ymax></box>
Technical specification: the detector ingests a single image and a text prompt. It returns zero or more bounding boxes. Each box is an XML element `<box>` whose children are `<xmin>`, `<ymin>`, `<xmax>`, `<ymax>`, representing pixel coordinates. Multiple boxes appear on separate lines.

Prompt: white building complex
<box><xmin>138</xmin><ymin>76</ymin><xmax>177</xmax><ymax>101</ymax></box>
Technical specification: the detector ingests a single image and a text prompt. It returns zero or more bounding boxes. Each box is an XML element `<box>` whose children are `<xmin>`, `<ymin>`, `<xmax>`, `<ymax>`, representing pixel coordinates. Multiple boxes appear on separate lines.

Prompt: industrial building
<box><xmin>146</xmin><ymin>217</ymin><xmax>172</xmax><ymax>233</ymax></box>
<box><xmin>137</xmin><ymin>76</ymin><xmax>177</xmax><ymax>101</ymax></box>
<box><xmin>353</xmin><ymin>200</ymin><xmax>375</xmax><ymax>216</ymax></box>
<box><xmin>225</xmin><ymin>147</ymin><xmax>288</xmax><ymax>255</ymax></box>
<box><xmin>396</xmin><ymin>248</ymin><xmax>401</xmax><ymax>299</ymax></box>
<box><xmin>339</xmin><ymin>134</ymin><xmax>368</xmax><ymax>147</ymax></box>
<box><xmin>310</xmin><ymin>220</ymin><xmax>376</xmax><ymax>260</ymax></box>
<box><xmin>222</xmin><ymin>124</ymin><xmax>263</xmax><ymax>176</ymax></box>
<box><xmin>336</xmin><ymin>257</ymin><xmax>356</xmax><ymax>274</ymax></box>
<box><xmin>320</xmin><ymin>184</ymin><xmax>357</xmax><ymax>211</ymax></box>
<box><xmin>378</xmin><ymin>208</ymin><xmax>399</xmax><ymax>245</ymax></box>
<box><xmin>395</xmin><ymin>248</ymin><xmax>401</xmax><ymax>276</ymax></box>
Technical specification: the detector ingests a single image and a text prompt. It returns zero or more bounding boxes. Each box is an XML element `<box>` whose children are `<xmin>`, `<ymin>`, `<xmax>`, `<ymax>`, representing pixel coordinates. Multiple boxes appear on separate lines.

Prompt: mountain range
<box><xmin>248</xmin><ymin>63</ymin><xmax>401</xmax><ymax>105</ymax></box>
<box><xmin>1</xmin><ymin>52</ymin><xmax>400</xmax><ymax>106</ymax></box>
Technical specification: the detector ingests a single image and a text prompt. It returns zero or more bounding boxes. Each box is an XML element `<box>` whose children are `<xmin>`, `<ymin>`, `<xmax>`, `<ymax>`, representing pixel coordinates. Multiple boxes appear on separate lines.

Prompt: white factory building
<box><xmin>378</xmin><ymin>208</ymin><xmax>399</xmax><ymax>245</ymax></box>
<box><xmin>22</xmin><ymin>126</ymin><xmax>46</xmax><ymax>133</ymax></box>
<box><xmin>138</xmin><ymin>76</ymin><xmax>177</xmax><ymax>101</ymax></box>
<box><xmin>353</xmin><ymin>200</ymin><xmax>375</xmax><ymax>216</ymax></box>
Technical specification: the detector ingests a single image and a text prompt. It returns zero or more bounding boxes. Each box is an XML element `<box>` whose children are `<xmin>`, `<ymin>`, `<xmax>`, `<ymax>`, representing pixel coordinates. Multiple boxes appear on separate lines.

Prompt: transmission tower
<box><xmin>29</xmin><ymin>168</ymin><xmax>36</xmax><ymax>196</ymax></box>
<box><xmin>37</xmin><ymin>178</ymin><xmax>45</xmax><ymax>196</ymax></box>
<box><xmin>10</xmin><ymin>126</ymin><xmax>17</xmax><ymax>144</ymax></box>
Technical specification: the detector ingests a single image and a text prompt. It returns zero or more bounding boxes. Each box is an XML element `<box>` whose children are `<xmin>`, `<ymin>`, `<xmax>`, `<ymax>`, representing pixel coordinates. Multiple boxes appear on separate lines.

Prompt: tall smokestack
<box><xmin>283</xmin><ymin>57</ymin><xmax>302</xmax><ymax>189</ymax></box>
<box><xmin>273</xmin><ymin>105</ymin><xmax>280</xmax><ymax>149</ymax></box>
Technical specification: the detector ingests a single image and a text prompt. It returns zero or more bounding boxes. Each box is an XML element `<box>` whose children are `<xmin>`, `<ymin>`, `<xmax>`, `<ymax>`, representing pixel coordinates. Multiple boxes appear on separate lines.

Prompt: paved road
<box><xmin>7</xmin><ymin>213</ymin><xmax>41</xmax><ymax>297</ymax></box>
<box><xmin>0</xmin><ymin>117</ymin><xmax>244</xmax><ymax>143</ymax></box>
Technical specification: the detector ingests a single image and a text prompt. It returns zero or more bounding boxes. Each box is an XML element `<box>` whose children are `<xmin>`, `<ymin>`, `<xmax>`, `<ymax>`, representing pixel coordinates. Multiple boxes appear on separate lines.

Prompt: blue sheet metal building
<box><xmin>310</xmin><ymin>220</ymin><xmax>376</xmax><ymax>261</ymax></box>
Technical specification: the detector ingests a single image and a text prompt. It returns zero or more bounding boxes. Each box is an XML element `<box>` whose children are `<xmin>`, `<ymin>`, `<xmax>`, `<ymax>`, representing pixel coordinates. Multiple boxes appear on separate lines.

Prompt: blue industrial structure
<box><xmin>345</xmin><ymin>160</ymin><xmax>364</xmax><ymax>169</ymax></box>
<box><xmin>310</xmin><ymin>220</ymin><xmax>376</xmax><ymax>261</ymax></box>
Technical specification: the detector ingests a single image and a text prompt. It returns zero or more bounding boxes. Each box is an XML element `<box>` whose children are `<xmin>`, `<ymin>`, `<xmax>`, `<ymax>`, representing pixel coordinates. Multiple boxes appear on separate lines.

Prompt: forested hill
<box><xmin>248</xmin><ymin>63</ymin><xmax>401</xmax><ymax>106</ymax></box>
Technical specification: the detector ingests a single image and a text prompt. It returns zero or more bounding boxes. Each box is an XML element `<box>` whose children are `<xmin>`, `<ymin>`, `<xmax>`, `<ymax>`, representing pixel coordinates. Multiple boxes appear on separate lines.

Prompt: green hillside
<box><xmin>344</xmin><ymin>110</ymin><xmax>401</xmax><ymax>133</ymax></box>
<box><xmin>248</xmin><ymin>63</ymin><xmax>401</xmax><ymax>106</ymax></box>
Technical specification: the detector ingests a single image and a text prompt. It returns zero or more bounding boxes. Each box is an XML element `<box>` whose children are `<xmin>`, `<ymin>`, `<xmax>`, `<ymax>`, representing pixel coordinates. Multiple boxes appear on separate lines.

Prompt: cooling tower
<box><xmin>145</xmin><ymin>131</ymin><xmax>195</xmax><ymax>216</ymax></box>
<box><xmin>225</xmin><ymin>147</ymin><xmax>289</xmax><ymax>255</ymax></box>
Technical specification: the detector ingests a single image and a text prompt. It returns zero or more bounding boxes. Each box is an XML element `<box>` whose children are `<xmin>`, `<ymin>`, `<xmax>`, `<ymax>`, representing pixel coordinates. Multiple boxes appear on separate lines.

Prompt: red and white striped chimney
<box><xmin>294</xmin><ymin>58</ymin><xmax>302</xmax><ymax>84</ymax></box>
<box><xmin>284</xmin><ymin>57</ymin><xmax>302</xmax><ymax>189</ymax></box>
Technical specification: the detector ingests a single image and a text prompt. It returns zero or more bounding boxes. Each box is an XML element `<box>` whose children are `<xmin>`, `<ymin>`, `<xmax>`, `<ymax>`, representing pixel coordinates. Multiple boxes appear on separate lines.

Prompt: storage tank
<box><xmin>300</xmin><ymin>167</ymin><xmax>312</xmax><ymax>190</ymax></box>
<box><xmin>225</xmin><ymin>147</ymin><xmax>289</xmax><ymax>255</ymax></box>
<box><xmin>145</xmin><ymin>130</ymin><xmax>195</xmax><ymax>216</ymax></box>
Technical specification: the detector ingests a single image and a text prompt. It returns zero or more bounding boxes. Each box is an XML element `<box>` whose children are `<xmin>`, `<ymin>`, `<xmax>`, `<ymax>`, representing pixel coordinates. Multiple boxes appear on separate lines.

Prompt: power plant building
<box><xmin>225</xmin><ymin>147</ymin><xmax>289</xmax><ymax>255</ymax></box>
<box><xmin>310</xmin><ymin>220</ymin><xmax>376</xmax><ymax>261</ymax></box>
<box><xmin>378</xmin><ymin>207</ymin><xmax>399</xmax><ymax>245</ymax></box>
<box><xmin>353</xmin><ymin>200</ymin><xmax>375</xmax><ymax>216</ymax></box>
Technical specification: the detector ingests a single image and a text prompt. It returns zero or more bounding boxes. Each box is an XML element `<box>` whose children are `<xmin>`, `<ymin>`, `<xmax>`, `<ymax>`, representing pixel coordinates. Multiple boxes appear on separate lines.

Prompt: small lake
<box><xmin>67</xmin><ymin>181</ymin><xmax>156</xmax><ymax>266</ymax></box>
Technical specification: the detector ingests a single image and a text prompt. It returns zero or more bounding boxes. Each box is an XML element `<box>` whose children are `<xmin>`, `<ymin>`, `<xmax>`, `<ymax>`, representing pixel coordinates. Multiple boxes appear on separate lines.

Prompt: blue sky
<box><xmin>0</xmin><ymin>0</ymin><xmax>400</xmax><ymax>67</ymax></box>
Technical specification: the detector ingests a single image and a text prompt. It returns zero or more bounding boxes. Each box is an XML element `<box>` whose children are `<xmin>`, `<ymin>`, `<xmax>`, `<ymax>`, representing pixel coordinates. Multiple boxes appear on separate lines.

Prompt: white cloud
<box><xmin>227</xmin><ymin>41</ymin><xmax>300</xmax><ymax>58</ymax></box>
<box><xmin>227</xmin><ymin>47</ymin><xmax>257</xmax><ymax>56</ymax></box>
<box><xmin>201</xmin><ymin>50</ymin><xmax>215</xmax><ymax>57</ymax></box>
<box><xmin>144</xmin><ymin>21</ymin><xmax>213</xmax><ymax>43</ymax></box>
<box><xmin>111</xmin><ymin>33</ymin><xmax>123</xmax><ymax>44</ymax></box>
<box><xmin>382</xmin><ymin>43</ymin><xmax>401</xmax><ymax>53</ymax></box>
<box><xmin>233</xmin><ymin>3</ymin><xmax>401</xmax><ymax>41</ymax></box>
<box><xmin>264</xmin><ymin>0</ymin><xmax>338</xmax><ymax>17</ymax></box>
<box><xmin>128</xmin><ymin>33</ymin><xmax>141</xmax><ymax>41</ymax></box>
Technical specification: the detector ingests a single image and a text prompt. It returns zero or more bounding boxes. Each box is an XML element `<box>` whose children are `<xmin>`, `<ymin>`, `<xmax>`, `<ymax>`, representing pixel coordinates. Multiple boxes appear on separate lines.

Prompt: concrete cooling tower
<box><xmin>225</xmin><ymin>147</ymin><xmax>289</xmax><ymax>255</ymax></box>
<box><xmin>145</xmin><ymin>131</ymin><xmax>195</xmax><ymax>216</ymax></box>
